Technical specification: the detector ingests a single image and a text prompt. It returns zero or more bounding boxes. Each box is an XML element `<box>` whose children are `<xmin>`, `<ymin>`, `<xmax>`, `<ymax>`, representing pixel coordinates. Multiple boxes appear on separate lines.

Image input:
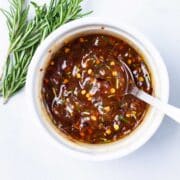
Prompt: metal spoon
<box><xmin>119</xmin><ymin>59</ymin><xmax>180</xmax><ymax>123</ymax></box>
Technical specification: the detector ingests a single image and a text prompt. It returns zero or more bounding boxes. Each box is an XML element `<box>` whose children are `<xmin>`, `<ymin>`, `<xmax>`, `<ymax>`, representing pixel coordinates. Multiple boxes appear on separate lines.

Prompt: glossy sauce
<box><xmin>42</xmin><ymin>34</ymin><xmax>152</xmax><ymax>144</ymax></box>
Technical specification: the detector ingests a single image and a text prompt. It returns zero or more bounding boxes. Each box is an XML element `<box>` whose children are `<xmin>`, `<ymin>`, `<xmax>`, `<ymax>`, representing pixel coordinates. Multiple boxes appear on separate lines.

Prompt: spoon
<box><xmin>119</xmin><ymin>59</ymin><xmax>180</xmax><ymax>123</ymax></box>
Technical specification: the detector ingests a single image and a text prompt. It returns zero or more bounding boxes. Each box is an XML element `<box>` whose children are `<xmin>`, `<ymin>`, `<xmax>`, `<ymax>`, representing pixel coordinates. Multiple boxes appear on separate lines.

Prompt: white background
<box><xmin>0</xmin><ymin>0</ymin><xmax>180</xmax><ymax>179</ymax></box>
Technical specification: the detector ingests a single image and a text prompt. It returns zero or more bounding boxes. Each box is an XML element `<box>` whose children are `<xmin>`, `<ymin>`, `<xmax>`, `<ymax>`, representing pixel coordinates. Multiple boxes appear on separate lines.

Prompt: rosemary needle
<box><xmin>0</xmin><ymin>0</ymin><xmax>92</xmax><ymax>102</ymax></box>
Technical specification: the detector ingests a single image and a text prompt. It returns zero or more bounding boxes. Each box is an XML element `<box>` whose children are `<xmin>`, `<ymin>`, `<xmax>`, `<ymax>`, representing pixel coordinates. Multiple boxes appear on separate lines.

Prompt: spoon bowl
<box><xmin>119</xmin><ymin>59</ymin><xmax>180</xmax><ymax>124</ymax></box>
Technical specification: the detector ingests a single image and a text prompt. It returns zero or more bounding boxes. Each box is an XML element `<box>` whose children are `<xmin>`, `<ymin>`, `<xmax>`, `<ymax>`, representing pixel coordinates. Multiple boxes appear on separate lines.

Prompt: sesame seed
<box><xmin>64</xmin><ymin>48</ymin><xmax>70</xmax><ymax>53</ymax></box>
<box><xmin>86</xmin><ymin>93</ymin><xmax>90</xmax><ymax>98</ymax></box>
<box><xmin>88</xmin><ymin>97</ymin><xmax>92</xmax><ymax>101</ymax></box>
<box><xmin>63</xmin><ymin>79</ymin><xmax>69</xmax><ymax>84</ymax></box>
<box><xmin>88</xmin><ymin>69</ymin><xmax>92</xmax><ymax>75</ymax></box>
<box><xmin>112</xmin><ymin>71</ymin><xmax>118</xmax><ymax>76</ymax></box>
<box><xmin>138</xmin><ymin>76</ymin><xmax>144</xmax><ymax>82</ymax></box>
<box><xmin>106</xmin><ymin>129</ymin><xmax>111</xmax><ymax>135</ymax></box>
<box><xmin>110</xmin><ymin>88</ymin><xmax>116</xmax><ymax>94</ymax></box>
<box><xmin>113</xmin><ymin>124</ymin><xmax>119</xmax><ymax>131</ymax></box>
<box><xmin>91</xmin><ymin>115</ymin><xmax>97</xmax><ymax>121</ymax></box>
<box><xmin>99</xmin><ymin>56</ymin><xmax>104</xmax><ymax>60</ymax></box>
<box><xmin>76</xmin><ymin>73</ymin><xmax>81</xmax><ymax>78</ymax></box>
<box><xmin>127</xmin><ymin>59</ymin><xmax>132</xmax><ymax>64</ymax></box>
<box><xmin>104</xmin><ymin>106</ymin><xmax>110</xmax><ymax>112</ymax></box>
<box><xmin>110</xmin><ymin>61</ymin><xmax>115</xmax><ymax>66</ymax></box>
<box><xmin>96</xmin><ymin>60</ymin><xmax>100</xmax><ymax>64</ymax></box>
<box><xmin>125</xmin><ymin>113</ymin><xmax>131</xmax><ymax>118</ymax></box>
<box><xmin>79</xmin><ymin>38</ymin><xmax>85</xmax><ymax>43</ymax></box>
<box><xmin>81</xmin><ymin>90</ymin><xmax>86</xmax><ymax>95</ymax></box>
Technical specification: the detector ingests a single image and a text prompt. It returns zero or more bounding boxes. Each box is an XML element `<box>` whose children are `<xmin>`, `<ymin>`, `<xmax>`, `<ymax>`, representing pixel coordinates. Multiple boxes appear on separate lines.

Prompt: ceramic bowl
<box><xmin>26</xmin><ymin>18</ymin><xmax>169</xmax><ymax>161</ymax></box>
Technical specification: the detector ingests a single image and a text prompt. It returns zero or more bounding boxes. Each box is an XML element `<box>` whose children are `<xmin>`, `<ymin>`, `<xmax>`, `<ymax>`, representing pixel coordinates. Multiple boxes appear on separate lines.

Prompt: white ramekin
<box><xmin>25</xmin><ymin>18</ymin><xmax>169</xmax><ymax>161</ymax></box>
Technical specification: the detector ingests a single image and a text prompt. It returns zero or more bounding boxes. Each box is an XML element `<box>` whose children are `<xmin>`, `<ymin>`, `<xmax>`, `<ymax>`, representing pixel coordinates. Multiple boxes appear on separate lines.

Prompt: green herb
<box><xmin>118</xmin><ymin>114</ymin><xmax>129</xmax><ymax>124</ymax></box>
<box><xmin>100</xmin><ymin>138</ymin><xmax>111</xmax><ymax>143</ymax></box>
<box><xmin>119</xmin><ymin>101</ymin><xmax>127</xmax><ymax>108</ymax></box>
<box><xmin>101</xmin><ymin>35</ymin><xmax>110</xmax><ymax>44</ymax></box>
<box><xmin>0</xmin><ymin>0</ymin><xmax>92</xmax><ymax>102</ymax></box>
<box><xmin>52</xmin><ymin>87</ymin><xmax>57</xmax><ymax>97</ymax></box>
<box><xmin>105</xmin><ymin>64</ymin><xmax>111</xmax><ymax>70</ymax></box>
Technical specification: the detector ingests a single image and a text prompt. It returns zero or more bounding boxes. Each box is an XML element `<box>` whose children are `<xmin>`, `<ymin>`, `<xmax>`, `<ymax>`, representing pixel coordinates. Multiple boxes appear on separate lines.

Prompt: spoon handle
<box><xmin>132</xmin><ymin>87</ymin><xmax>180</xmax><ymax>123</ymax></box>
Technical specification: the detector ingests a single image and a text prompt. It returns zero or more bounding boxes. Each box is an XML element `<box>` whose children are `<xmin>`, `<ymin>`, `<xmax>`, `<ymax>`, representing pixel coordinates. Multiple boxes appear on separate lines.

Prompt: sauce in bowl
<box><xmin>41</xmin><ymin>34</ymin><xmax>152</xmax><ymax>144</ymax></box>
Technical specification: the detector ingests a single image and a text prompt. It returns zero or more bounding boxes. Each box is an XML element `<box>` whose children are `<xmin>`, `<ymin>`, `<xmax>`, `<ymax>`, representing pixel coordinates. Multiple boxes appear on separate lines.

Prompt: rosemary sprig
<box><xmin>0</xmin><ymin>0</ymin><xmax>92</xmax><ymax>102</ymax></box>
<box><xmin>118</xmin><ymin>115</ymin><xmax>129</xmax><ymax>124</ymax></box>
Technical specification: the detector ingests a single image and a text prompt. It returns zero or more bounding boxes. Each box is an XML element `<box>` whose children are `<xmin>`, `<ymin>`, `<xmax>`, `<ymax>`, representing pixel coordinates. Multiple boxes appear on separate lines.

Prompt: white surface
<box><xmin>0</xmin><ymin>0</ymin><xmax>180</xmax><ymax>179</ymax></box>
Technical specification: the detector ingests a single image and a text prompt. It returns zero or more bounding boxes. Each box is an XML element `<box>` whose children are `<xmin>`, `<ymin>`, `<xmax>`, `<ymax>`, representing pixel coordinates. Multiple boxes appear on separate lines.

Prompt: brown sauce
<box><xmin>41</xmin><ymin>34</ymin><xmax>152</xmax><ymax>144</ymax></box>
